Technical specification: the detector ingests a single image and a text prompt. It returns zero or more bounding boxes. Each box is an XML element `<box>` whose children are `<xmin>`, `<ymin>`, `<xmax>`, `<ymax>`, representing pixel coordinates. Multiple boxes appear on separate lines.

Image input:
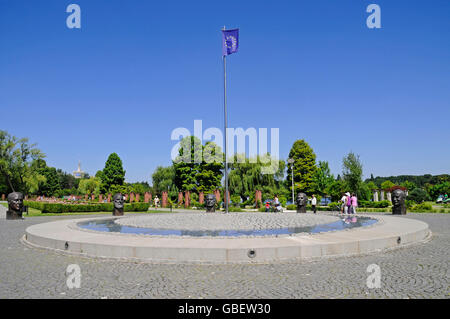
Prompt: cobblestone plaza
<box><xmin>0</xmin><ymin>210</ymin><xmax>448</xmax><ymax>299</ymax></box>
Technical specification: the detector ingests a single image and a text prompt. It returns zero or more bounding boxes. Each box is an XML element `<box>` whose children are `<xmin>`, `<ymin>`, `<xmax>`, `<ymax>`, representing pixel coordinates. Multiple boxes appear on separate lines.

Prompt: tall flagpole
<box><xmin>222</xmin><ymin>26</ymin><xmax>229</xmax><ymax>214</ymax></box>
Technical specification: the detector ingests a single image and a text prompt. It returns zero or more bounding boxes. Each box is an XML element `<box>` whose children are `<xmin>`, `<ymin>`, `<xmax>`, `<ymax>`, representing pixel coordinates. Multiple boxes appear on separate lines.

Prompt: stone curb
<box><xmin>23</xmin><ymin>214</ymin><xmax>430</xmax><ymax>264</ymax></box>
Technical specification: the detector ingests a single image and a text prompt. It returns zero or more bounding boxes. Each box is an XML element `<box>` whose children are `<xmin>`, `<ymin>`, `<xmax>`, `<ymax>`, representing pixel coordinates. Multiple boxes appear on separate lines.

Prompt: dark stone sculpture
<box><xmin>113</xmin><ymin>193</ymin><xmax>124</xmax><ymax>216</ymax></box>
<box><xmin>205</xmin><ymin>194</ymin><xmax>216</xmax><ymax>213</ymax></box>
<box><xmin>7</xmin><ymin>192</ymin><xmax>24</xmax><ymax>220</ymax></box>
<box><xmin>392</xmin><ymin>189</ymin><xmax>407</xmax><ymax>215</ymax></box>
<box><xmin>296</xmin><ymin>192</ymin><xmax>307</xmax><ymax>214</ymax></box>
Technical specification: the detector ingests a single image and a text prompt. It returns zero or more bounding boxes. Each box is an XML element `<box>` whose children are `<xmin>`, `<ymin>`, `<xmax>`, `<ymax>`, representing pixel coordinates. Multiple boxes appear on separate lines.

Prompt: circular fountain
<box><xmin>23</xmin><ymin>212</ymin><xmax>430</xmax><ymax>263</ymax></box>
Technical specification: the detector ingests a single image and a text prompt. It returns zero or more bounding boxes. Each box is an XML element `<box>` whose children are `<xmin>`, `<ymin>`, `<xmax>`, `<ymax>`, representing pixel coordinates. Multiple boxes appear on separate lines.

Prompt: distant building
<box><xmin>73</xmin><ymin>161</ymin><xmax>86</xmax><ymax>179</ymax></box>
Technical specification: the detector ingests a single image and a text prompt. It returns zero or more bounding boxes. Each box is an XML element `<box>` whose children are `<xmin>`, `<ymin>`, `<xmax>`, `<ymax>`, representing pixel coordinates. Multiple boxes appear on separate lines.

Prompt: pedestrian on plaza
<box><xmin>154</xmin><ymin>196</ymin><xmax>159</xmax><ymax>209</ymax></box>
<box><xmin>340</xmin><ymin>193</ymin><xmax>348</xmax><ymax>214</ymax></box>
<box><xmin>274</xmin><ymin>195</ymin><xmax>280</xmax><ymax>207</ymax></box>
<box><xmin>311</xmin><ymin>194</ymin><xmax>317</xmax><ymax>214</ymax></box>
<box><xmin>351</xmin><ymin>193</ymin><xmax>358</xmax><ymax>214</ymax></box>
<box><xmin>346</xmin><ymin>192</ymin><xmax>352</xmax><ymax>214</ymax></box>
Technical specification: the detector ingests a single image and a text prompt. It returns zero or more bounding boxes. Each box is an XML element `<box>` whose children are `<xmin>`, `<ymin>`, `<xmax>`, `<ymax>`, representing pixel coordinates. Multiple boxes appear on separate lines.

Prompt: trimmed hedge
<box><xmin>24</xmin><ymin>201</ymin><xmax>150</xmax><ymax>214</ymax></box>
<box><xmin>358</xmin><ymin>200</ymin><xmax>391</xmax><ymax>208</ymax></box>
<box><xmin>286</xmin><ymin>204</ymin><xmax>297</xmax><ymax>210</ymax></box>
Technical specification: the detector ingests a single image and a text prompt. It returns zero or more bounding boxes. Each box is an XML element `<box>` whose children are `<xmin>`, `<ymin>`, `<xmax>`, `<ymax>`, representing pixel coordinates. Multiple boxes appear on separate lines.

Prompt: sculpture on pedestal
<box><xmin>7</xmin><ymin>192</ymin><xmax>24</xmax><ymax>220</ymax></box>
<box><xmin>392</xmin><ymin>189</ymin><xmax>406</xmax><ymax>215</ymax></box>
<box><xmin>113</xmin><ymin>193</ymin><xmax>124</xmax><ymax>216</ymax></box>
<box><xmin>296</xmin><ymin>192</ymin><xmax>307</xmax><ymax>214</ymax></box>
<box><xmin>205</xmin><ymin>194</ymin><xmax>216</xmax><ymax>213</ymax></box>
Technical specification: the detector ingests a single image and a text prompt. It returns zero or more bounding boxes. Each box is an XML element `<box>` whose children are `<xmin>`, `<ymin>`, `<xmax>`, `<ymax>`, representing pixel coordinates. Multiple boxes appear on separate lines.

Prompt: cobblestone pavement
<box><xmin>115</xmin><ymin>212</ymin><xmax>339</xmax><ymax>231</ymax></box>
<box><xmin>0</xmin><ymin>211</ymin><xmax>448</xmax><ymax>299</ymax></box>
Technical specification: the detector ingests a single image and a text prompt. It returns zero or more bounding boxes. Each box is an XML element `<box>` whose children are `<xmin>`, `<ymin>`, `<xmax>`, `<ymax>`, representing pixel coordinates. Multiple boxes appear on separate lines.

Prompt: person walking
<box><xmin>273</xmin><ymin>195</ymin><xmax>280</xmax><ymax>212</ymax></box>
<box><xmin>311</xmin><ymin>194</ymin><xmax>317</xmax><ymax>214</ymax></box>
<box><xmin>154</xmin><ymin>196</ymin><xmax>159</xmax><ymax>209</ymax></box>
<box><xmin>351</xmin><ymin>193</ymin><xmax>358</xmax><ymax>214</ymax></box>
<box><xmin>340</xmin><ymin>193</ymin><xmax>347</xmax><ymax>214</ymax></box>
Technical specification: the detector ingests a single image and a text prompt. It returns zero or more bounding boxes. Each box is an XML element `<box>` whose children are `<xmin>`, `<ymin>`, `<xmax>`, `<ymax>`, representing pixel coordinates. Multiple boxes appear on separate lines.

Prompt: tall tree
<box><xmin>173</xmin><ymin>136</ymin><xmax>202</xmax><ymax>191</ymax></box>
<box><xmin>100</xmin><ymin>153</ymin><xmax>125</xmax><ymax>192</ymax></box>
<box><xmin>342</xmin><ymin>152</ymin><xmax>364</xmax><ymax>197</ymax></box>
<box><xmin>172</xmin><ymin>136</ymin><xmax>224</xmax><ymax>192</ymax></box>
<box><xmin>286</xmin><ymin>139</ymin><xmax>317</xmax><ymax>194</ymax></box>
<box><xmin>196</xmin><ymin>141</ymin><xmax>224</xmax><ymax>192</ymax></box>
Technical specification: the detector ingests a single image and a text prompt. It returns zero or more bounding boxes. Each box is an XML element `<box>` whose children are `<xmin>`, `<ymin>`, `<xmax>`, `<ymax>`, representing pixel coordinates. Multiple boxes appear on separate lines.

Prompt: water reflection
<box><xmin>78</xmin><ymin>216</ymin><xmax>377</xmax><ymax>237</ymax></box>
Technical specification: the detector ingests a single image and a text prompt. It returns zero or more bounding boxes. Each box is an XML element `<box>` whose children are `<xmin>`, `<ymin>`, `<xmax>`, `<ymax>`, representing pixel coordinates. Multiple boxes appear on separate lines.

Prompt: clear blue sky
<box><xmin>1</xmin><ymin>0</ymin><xmax>449</xmax><ymax>183</ymax></box>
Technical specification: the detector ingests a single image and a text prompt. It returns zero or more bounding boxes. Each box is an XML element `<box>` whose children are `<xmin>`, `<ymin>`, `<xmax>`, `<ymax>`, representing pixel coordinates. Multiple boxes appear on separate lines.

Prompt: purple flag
<box><xmin>222</xmin><ymin>29</ymin><xmax>239</xmax><ymax>56</ymax></box>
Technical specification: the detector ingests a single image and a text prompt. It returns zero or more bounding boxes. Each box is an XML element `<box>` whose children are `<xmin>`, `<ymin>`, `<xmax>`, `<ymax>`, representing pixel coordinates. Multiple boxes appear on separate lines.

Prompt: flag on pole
<box><xmin>222</xmin><ymin>29</ymin><xmax>239</xmax><ymax>56</ymax></box>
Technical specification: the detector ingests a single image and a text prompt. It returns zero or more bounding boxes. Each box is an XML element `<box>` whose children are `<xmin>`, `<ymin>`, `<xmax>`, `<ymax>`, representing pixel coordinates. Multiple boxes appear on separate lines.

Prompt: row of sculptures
<box><xmin>3</xmin><ymin>189</ymin><xmax>407</xmax><ymax>219</ymax></box>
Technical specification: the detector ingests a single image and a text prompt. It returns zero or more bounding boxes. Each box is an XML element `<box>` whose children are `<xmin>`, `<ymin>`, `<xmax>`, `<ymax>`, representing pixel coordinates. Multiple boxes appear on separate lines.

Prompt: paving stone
<box><xmin>0</xmin><ymin>211</ymin><xmax>448</xmax><ymax>298</ymax></box>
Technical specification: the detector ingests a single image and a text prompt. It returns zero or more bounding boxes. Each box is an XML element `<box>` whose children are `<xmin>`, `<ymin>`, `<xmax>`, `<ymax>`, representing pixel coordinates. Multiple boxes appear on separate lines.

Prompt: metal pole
<box><xmin>223</xmin><ymin>54</ymin><xmax>229</xmax><ymax>214</ymax></box>
<box><xmin>222</xmin><ymin>26</ymin><xmax>229</xmax><ymax>213</ymax></box>
<box><xmin>291</xmin><ymin>164</ymin><xmax>294</xmax><ymax>204</ymax></box>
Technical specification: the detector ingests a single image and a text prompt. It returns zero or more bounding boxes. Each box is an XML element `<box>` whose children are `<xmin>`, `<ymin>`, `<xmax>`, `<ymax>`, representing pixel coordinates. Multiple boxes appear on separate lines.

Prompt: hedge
<box><xmin>24</xmin><ymin>201</ymin><xmax>150</xmax><ymax>214</ymax></box>
<box><xmin>358</xmin><ymin>200</ymin><xmax>391</xmax><ymax>208</ymax></box>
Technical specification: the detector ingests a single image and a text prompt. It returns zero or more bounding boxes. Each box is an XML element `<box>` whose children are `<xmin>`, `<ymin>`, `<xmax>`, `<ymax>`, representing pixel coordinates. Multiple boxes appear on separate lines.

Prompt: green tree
<box><xmin>38</xmin><ymin>167</ymin><xmax>60</xmax><ymax>196</ymax></box>
<box><xmin>196</xmin><ymin>141</ymin><xmax>224</xmax><ymax>192</ymax></box>
<box><xmin>312</xmin><ymin>161</ymin><xmax>334</xmax><ymax>196</ymax></box>
<box><xmin>173</xmin><ymin>136</ymin><xmax>203</xmax><ymax>191</ymax></box>
<box><xmin>327</xmin><ymin>179</ymin><xmax>347</xmax><ymax>202</ymax></box>
<box><xmin>0</xmin><ymin>130</ymin><xmax>46</xmax><ymax>193</ymax></box>
<box><xmin>228</xmin><ymin>153</ymin><xmax>286</xmax><ymax>202</ymax></box>
<box><xmin>407</xmin><ymin>188</ymin><xmax>431</xmax><ymax>204</ymax></box>
<box><xmin>172</xmin><ymin>136</ymin><xmax>224</xmax><ymax>192</ymax></box>
<box><xmin>129</xmin><ymin>182</ymin><xmax>151</xmax><ymax>195</ymax></box>
<box><xmin>400</xmin><ymin>180</ymin><xmax>417</xmax><ymax>192</ymax></box>
<box><xmin>78</xmin><ymin>177</ymin><xmax>101</xmax><ymax>195</ymax></box>
<box><xmin>100</xmin><ymin>153</ymin><xmax>125</xmax><ymax>192</ymax></box>
<box><xmin>152</xmin><ymin>166</ymin><xmax>176</xmax><ymax>194</ymax></box>
<box><xmin>426</xmin><ymin>182</ymin><xmax>450</xmax><ymax>200</ymax></box>
<box><xmin>381</xmin><ymin>180</ymin><xmax>395</xmax><ymax>191</ymax></box>
<box><xmin>286</xmin><ymin>140</ymin><xmax>317</xmax><ymax>194</ymax></box>
<box><xmin>342</xmin><ymin>152</ymin><xmax>364</xmax><ymax>198</ymax></box>
<box><xmin>366</xmin><ymin>181</ymin><xmax>378</xmax><ymax>191</ymax></box>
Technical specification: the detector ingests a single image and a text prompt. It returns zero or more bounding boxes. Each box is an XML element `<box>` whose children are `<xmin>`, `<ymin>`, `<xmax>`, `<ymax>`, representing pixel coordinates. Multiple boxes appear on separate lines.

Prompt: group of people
<box><xmin>340</xmin><ymin>192</ymin><xmax>358</xmax><ymax>214</ymax></box>
<box><xmin>265</xmin><ymin>195</ymin><xmax>282</xmax><ymax>212</ymax></box>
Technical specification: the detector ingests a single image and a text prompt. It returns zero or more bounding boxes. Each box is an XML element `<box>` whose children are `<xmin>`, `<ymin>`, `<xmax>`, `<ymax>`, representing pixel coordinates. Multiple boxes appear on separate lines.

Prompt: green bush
<box><xmin>228</xmin><ymin>206</ymin><xmax>243</xmax><ymax>212</ymax></box>
<box><xmin>286</xmin><ymin>204</ymin><xmax>297</xmax><ymax>210</ymax></box>
<box><xmin>408</xmin><ymin>188</ymin><xmax>431</xmax><ymax>204</ymax></box>
<box><xmin>405</xmin><ymin>200</ymin><xmax>415</xmax><ymax>208</ymax></box>
<box><xmin>410</xmin><ymin>202</ymin><xmax>433</xmax><ymax>212</ymax></box>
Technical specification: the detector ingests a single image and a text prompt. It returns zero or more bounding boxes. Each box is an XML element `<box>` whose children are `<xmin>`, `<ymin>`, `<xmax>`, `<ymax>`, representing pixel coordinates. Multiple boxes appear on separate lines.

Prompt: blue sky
<box><xmin>1</xmin><ymin>0</ymin><xmax>449</xmax><ymax>183</ymax></box>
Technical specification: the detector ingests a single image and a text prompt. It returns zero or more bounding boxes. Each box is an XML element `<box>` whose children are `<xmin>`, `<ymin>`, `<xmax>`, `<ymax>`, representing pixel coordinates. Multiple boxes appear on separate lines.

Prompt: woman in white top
<box><xmin>340</xmin><ymin>193</ymin><xmax>348</xmax><ymax>214</ymax></box>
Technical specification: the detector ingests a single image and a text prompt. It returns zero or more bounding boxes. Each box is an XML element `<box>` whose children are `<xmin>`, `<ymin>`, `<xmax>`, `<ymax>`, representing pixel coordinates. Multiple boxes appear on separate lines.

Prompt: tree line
<box><xmin>1</xmin><ymin>130</ymin><xmax>448</xmax><ymax>204</ymax></box>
